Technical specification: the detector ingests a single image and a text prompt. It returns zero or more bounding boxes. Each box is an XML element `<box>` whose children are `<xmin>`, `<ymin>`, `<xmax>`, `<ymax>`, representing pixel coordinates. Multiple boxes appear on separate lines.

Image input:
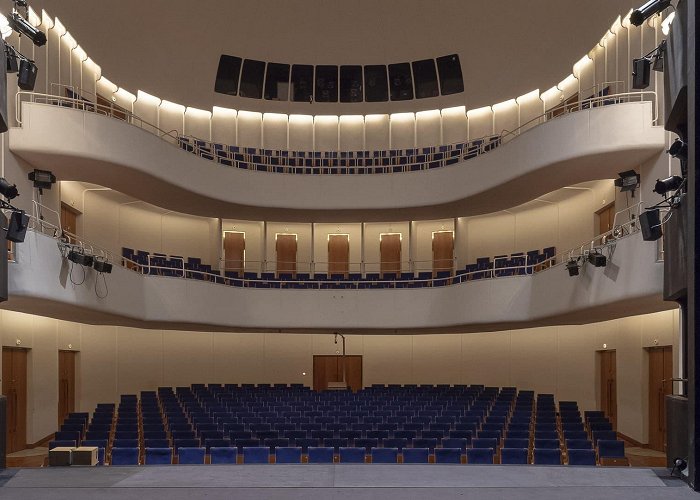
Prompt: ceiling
<box><xmin>26</xmin><ymin>0</ymin><xmax>640</xmax><ymax>113</ymax></box>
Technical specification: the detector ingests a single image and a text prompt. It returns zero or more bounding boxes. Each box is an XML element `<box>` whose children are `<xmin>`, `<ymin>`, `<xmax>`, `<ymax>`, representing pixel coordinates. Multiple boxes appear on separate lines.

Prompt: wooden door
<box><xmin>648</xmin><ymin>346</ymin><xmax>673</xmax><ymax>451</ymax></box>
<box><xmin>599</xmin><ymin>350</ymin><xmax>617</xmax><ymax>429</ymax></box>
<box><xmin>313</xmin><ymin>355</ymin><xmax>363</xmax><ymax>392</ymax></box>
<box><xmin>597</xmin><ymin>203</ymin><xmax>615</xmax><ymax>236</ymax></box>
<box><xmin>328</xmin><ymin>234</ymin><xmax>350</xmax><ymax>277</ymax></box>
<box><xmin>58</xmin><ymin>350</ymin><xmax>77</xmax><ymax>426</ymax></box>
<box><xmin>276</xmin><ymin>234</ymin><xmax>297</xmax><ymax>277</ymax></box>
<box><xmin>380</xmin><ymin>233</ymin><xmax>401</xmax><ymax>277</ymax></box>
<box><xmin>2</xmin><ymin>348</ymin><xmax>27</xmax><ymax>453</ymax></box>
<box><xmin>60</xmin><ymin>203</ymin><xmax>79</xmax><ymax>243</ymax></box>
<box><xmin>432</xmin><ymin>231</ymin><xmax>454</xmax><ymax>275</ymax></box>
<box><xmin>224</xmin><ymin>232</ymin><xmax>245</xmax><ymax>274</ymax></box>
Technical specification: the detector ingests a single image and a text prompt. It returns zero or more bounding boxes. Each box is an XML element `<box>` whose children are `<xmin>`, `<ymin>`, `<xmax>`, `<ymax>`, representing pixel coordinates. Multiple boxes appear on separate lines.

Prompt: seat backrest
<box><xmin>49</xmin><ymin>440</ymin><xmax>76</xmax><ymax>450</ymax></box>
<box><xmin>371</xmin><ymin>447</ymin><xmax>398</xmax><ymax>464</ymax></box>
<box><xmin>339</xmin><ymin>447</ymin><xmax>365</xmax><ymax>463</ymax></box>
<box><xmin>592</xmin><ymin>430</ymin><xmax>617</xmax><ymax>444</ymax></box>
<box><xmin>210</xmin><ymin>446</ymin><xmax>237</xmax><ymax>464</ymax></box>
<box><xmin>533</xmin><ymin>438</ymin><xmax>560</xmax><ymax>450</ymax></box>
<box><xmin>500</xmin><ymin>448</ymin><xmax>529</xmax><ymax>465</ymax></box>
<box><xmin>471</xmin><ymin>438</ymin><xmax>497</xmax><ymax>450</ymax></box>
<box><xmin>565</xmin><ymin>439</ymin><xmax>592</xmax><ymax>450</ymax></box>
<box><xmin>307</xmin><ymin>447</ymin><xmax>334</xmax><ymax>463</ymax></box>
<box><xmin>597</xmin><ymin>439</ymin><xmax>625</xmax><ymax>458</ymax></box>
<box><xmin>434</xmin><ymin>448</ymin><xmax>462</xmax><ymax>464</ymax></box>
<box><xmin>466</xmin><ymin>448</ymin><xmax>494</xmax><ymax>464</ymax></box>
<box><xmin>242</xmin><ymin>446</ymin><xmax>269</xmax><ymax>464</ymax></box>
<box><xmin>178</xmin><ymin>447</ymin><xmax>206</xmax><ymax>465</ymax></box>
<box><xmin>412</xmin><ymin>438</ymin><xmax>438</xmax><ymax>451</ymax></box>
<box><xmin>441</xmin><ymin>438</ymin><xmax>468</xmax><ymax>452</ymax></box>
<box><xmin>275</xmin><ymin>447</ymin><xmax>302</xmax><ymax>464</ymax></box>
<box><xmin>113</xmin><ymin>439</ymin><xmax>139</xmax><ymax>448</ymax></box>
<box><xmin>533</xmin><ymin>448</ymin><xmax>561</xmax><ymax>465</ymax></box>
<box><xmin>568</xmin><ymin>448</ymin><xmax>597</xmax><ymax>466</ymax></box>
<box><xmin>503</xmin><ymin>438</ymin><xmax>529</xmax><ymax>449</ymax></box>
<box><xmin>402</xmin><ymin>447</ymin><xmax>429</xmax><ymax>464</ymax></box>
<box><xmin>144</xmin><ymin>447</ymin><xmax>172</xmax><ymax>465</ymax></box>
<box><xmin>111</xmin><ymin>447</ymin><xmax>139</xmax><ymax>466</ymax></box>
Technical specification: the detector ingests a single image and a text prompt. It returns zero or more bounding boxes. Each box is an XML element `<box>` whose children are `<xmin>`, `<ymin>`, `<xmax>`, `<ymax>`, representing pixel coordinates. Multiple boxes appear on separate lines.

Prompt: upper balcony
<box><xmin>9</xmin><ymin>93</ymin><xmax>664</xmax><ymax>222</ymax></box>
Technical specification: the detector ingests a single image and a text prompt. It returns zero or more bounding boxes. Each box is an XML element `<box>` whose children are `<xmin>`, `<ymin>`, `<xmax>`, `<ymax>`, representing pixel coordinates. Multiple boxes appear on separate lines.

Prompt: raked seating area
<box><xmin>50</xmin><ymin>384</ymin><xmax>627</xmax><ymax>466</ymax></box>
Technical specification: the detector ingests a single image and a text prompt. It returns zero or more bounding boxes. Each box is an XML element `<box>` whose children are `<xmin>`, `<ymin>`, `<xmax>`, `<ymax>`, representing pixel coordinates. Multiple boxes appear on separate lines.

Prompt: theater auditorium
<box><xmin>0</xmin><ymin>0</ymin><xmax>696</xmax><ymax>498</ymax></box>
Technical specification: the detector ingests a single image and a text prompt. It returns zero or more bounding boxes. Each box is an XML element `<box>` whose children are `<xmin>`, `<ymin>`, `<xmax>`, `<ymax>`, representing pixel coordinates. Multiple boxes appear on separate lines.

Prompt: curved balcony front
<box><xmin>9</xmin><ymin>99</ymin><xmax>664</xmax><ymax>222</ymax></box>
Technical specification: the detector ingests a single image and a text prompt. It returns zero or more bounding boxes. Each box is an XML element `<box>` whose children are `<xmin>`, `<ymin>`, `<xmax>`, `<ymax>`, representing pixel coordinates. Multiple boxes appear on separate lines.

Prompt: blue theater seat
<box><xmin>534</xmin><ymin>448</ymin><xmax>561</xmax><ymax>465</ymax></box>
<box><xmin>568</xmin><ymin>449</ymin><xmax>597</xmax><ymax>466</ymax></box>
<box><xmin>402</xmin><ymin>448</ymin><xmax>429</xmax><ymax>464</ymax></box>
<box><xmin>145</xmin><ymin>448</ymin><xmax>172</xmax><ymax>465</ymax></box>
<box><xmin>307</xmin><ymin>447</ymin><xmax>335</xmax><ymax>464</ymax></box>
<box><xmin>471</xmin><ymin>438</ymin><xmax>497</xmax><ymax>451</ymax></box>
<box><xmin>503</xmin><ymin>438</ymin><xmax>529</xmax><ymax>450</ymax></box>
<box><xmin>80</xmin><ymin>439</ymin><xmax>107</xmax><ymax>465</ymax></box>
<box><xmin>441</xmin><ymin>438</ymin><xmax>468</xmax><ymax>453</ymax></box>
<box><xmin>371</xmin><ymin>448</ymin><xmax>398</xmax><ymax>464</ymax></box>
<box><xmin>55</xmin><ymin>431</ymin><xmax>81</xmax><ymax>443</ymax></box>
<box><xmin>144</xmin><ymin>439</ymin><xmax>170</xmax><ymax>449</ymax></box>
<box><xmin>113</xmin><ymin>439</ymin><xmax>139</xmax><ymax>449</ymax></box>
<box><xmin>210</xmin><ymin>447</ymin><xmax>237</xmax><ymax>464</ymax></box>
<box><xmin>501</xmin><ymin>448</ymin><xmax>529</xmax><ymax>464</ymax></box>
<box><xmin>275</xmin><ymin>447</ymin><xmax>302</xmax><ymax>464</ymax></box>
<box><xmin>242</xmin><ymin>446</ymin><xmax>270</xmax><ymax>464</ymax></box>
<box><xmin>565</xmin><ymin>439</ymin><xmax>593</xmax><ymax>450</ymax></box>
<box><xmin>466</xmin><ymin>448</ymin><xmax>494</xmax><ymax>464</ymax></box>
<box><xmin>534</xmin><ymin>438</ymin><xmax>560</xmax><ymax>450</ymax></box>
<box><xmin>178</xmin><ymin>447</ymin><xmax>205</xmax><ymax>465</ymax></box>
<box><xmin>434</xmin><ymin>448</ymin><xmax>462</xmax><ymax>464</ymax></box>
<box><xmin>339</xmin><ymin>447</ymin><xmax>365</xmax><ymax>463</ymax></box>
<box><xmin>49</xmin><ymin>440</ymin><xmax>76</xmax><ymax>450</ymax></box>
<box><xmin>111</xmin><ymin>447</ymin><xmax>139</xmax><ymax>466</ymax></box>
<box><xmin>412</xmin><ymin>438</ymin><xmax>438</xmax><ymax>452</ymax></box>
<box><xmin>597</xmin><ymin>440</ymin><xmax>625</xmax><ymax>459</ymax></box>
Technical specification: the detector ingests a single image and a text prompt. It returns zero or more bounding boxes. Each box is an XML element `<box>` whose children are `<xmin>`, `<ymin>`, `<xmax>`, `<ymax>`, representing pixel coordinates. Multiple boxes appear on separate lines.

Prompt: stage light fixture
<box><xmin>0</xmin><ymin>178</ymin><xmax>18</xmax><ymax>199</ymax></box>
<box><xmin>5</xmin><ymin>44</ymin><xmax>18</xmax><ymax>73</ymax></box>
<box><xmin>614</xmin><ymin>170</ymin><xmax>640</xmax><ymax>197</ymax></box>
<box><xmin>653</xmin><ymin>175</ymin><xmax>684</xmax><ymax>196</ymax></box>
<box><xmin>93</xmin><ymin>258</ymin><xmax>113</xmax><ymax>274</ymax></box>
<box><xmin>632</xmin><ymin>58</ymin><xmax>651</xmax><ymax>89</ymax></box>
<box><xmin>668</xmin><ymin>139</ymin><xmax>688</xmax><ymax>162</ymax></box>
<box><xmin>587</xmin><ymin>252</ymin><xmax>607</xmax><ymax>268</ymax></box>
<box><xmin>68</xmin><ymin>249</ymin><xmax>94</xmax><ymax>267</ymax></box>
<box><xmin>630</xmin><ymin>0</ymin><xmax>671</xmax><ymax>27</ymax></box>
<box><xmin>28</xmin><ymin>169</ymin><xmax>56</xmax><ymax>190</ymax></box>
<box><xmin>5</xmin><ymin>210</ymin><xmax>28</xmax><ymax>243</ymax></box>
<box><xmin>8</xmin><ymin>11</ymin><xmax>46</xmax><ymax>47</ymax></box>
<box><xmin>566</xmin><ymin>259</ymin><xmax>580</xmax><ymax>277</ymax></box>
<box><xmin>674</xmin><ymin>458</ymin><xmax>688</xmax><ymax>472</ymax></box>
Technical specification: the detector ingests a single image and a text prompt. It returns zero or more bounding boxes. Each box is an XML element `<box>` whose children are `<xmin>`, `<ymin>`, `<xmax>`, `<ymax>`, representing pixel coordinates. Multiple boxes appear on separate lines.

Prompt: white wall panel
<box><xmin>389</xmin><ymin>113</ymin><xmax>415</xmax><ymax>149</ymax></box>
<box><xmin>59</xmin><ymin>31</ymin><xmax>76</xmax><ymax>89</ymax></box>
<box><xmin>415</xmin><ymin>110</ymin><xmax>441</xmax><ymax>148</ymax></box>
<box><xmin>46</xmin><ymin>18</ymin><xmax>63</xmax><ymax>97</ymax></box>
<box><xmin>516</xmin><ymin>90</ymin><xmax>544</xmax><ymax>135</ymax></box>
<box><xmin>466</xmin><ymin>106</ymin><xmax>493</xmax><ymax>140</ymax></box>
<box><xmin>364</xmin><ymin>114</ymin><xmax>390</xmax><ymax>151</ymax></box>
<box><xmin>314</xmin><ymin>115</ymin><xmax>339</xmax><ymax>151</ymax></box>
<box><xmin>574</xmin><ymin>55</ymin><xmax>595</xmax><ymax>98</ymax></box>
<box><xmin>184</xmin><ymin>107</ymin><xmax>212</xmax><ymax>140</ymax></box>
<box><xmin>288</xmin><ymin>114</ymin><xmax>313</xmax><ymax>151</ymax></box>
<box><xmin>558</xmin><ymin>74</ymin><xmax>579</xmax><ymax>101</ymax></box>
<box><xmin>492</xmin><ymin>99</ymin><xmax>518</xmax><ymax>139</ymax></box>
<box><xmin>592</xmin><ymin>43</ymin><xmax>607</xmax><ymax>91</ymax></box>
<box><xmin>262</xmin><ymin>113</ymin><xmax>288</xmax><ymax>150</ymax></box>
<box><xmin>540</xmin><ymin>86</ymin><xmax>563</xmax><ymax>113</ymax></box>
<box><xmin>338</xmin><ymin>115</ymin><xmax>364</xmax><ymax>151</ymax></box>
<box><xmin>441</xmin><ymin>106</ymin><xmax>467</xmax><ymax>145</ymax></box>
<box><xmin>212</xmin><ymin>107</ymin><xmax>237</xmax><ymax>146</ymax></box>
<box><xmin>236</xmin><ymin>110</ymin><xmax>263</xmax><ymax>148</ymax></box>
<box><xmin>133</xmin><ymin>90</ymin><xmax>161</xmax><ymax>134</ymax></box>
<box><xmin>158</xmin><ymin>101</ymin><xmax>185</xmax><ymax>138</ymax></box>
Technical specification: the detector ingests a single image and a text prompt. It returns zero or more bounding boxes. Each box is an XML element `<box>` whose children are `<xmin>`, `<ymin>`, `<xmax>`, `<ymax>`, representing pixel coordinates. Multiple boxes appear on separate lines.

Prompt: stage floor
<box><xmin>0</xmin><ymin>464</ymin><xmax>693</xmax><ymax>500</ymax></box>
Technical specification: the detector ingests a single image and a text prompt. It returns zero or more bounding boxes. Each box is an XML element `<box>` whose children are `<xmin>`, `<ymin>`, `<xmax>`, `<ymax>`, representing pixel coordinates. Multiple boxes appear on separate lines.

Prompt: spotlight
<box><xmin>587</xmin><ymin>252</ymin><xmax>607</xmax><ymax>267</ymax></box>
<box><xmin>630</xmin><ymin>0</ymin><xmax>671</xmax><ymax>27</ymax></box>
<box><xmin>632</xmin><ymin>58</ymin><xmax>651</xmax><ymax>89</ymax></box>
<box><xmin>67</xmin><ymin>249</ymin><xmax>94</xmax><ymax>267</ymax></box>
<box><xmin>653</xmin><ymin>176</ymin><xmax>684</xmax><ymax>196</ymax></box>
<box><xmin>28</xmin><ymin>169</ymin><xmax>56</xmax><ymax>190</ymax></box>
<box><xmin>17</xmin><ymin>58</ymin><xmax>37</xmax><ymax>91</ymax></box>
<box><xmin>93</xmin><ymin>258</ymin><xmax>112</xmax><ymax>274</ymax></box>
<box><xmin>5</xmin><ymin>45</ymin><xmax>18</xmax><ymax>73</ymax></box>
<box><xmin>0</xmin><ymin>178</ymin><xmax>18</xmax><ymax>200</ymax></box>
<box><xmin>5</xmin><ymin>210</ymin><xmax>28</xmax><ymax>243</ymax></box>
<box><xmin>8</xmin><ymin>11</ymin><xmax>46</xmax><ymax>47</ymax></box>
<box><xmin>614</xmin><ymin>170</ymin><xmax>640</xmax><ymax>197</ymax></box>
<box><xmin>668</xmin><ymin>139</ymin><xmax>688</xmax><ymax>162</ymax></box>
<box><xmin>566</xmin><ymin>259</ymin><xmax>580</xmax><ymax>277</ymax></box>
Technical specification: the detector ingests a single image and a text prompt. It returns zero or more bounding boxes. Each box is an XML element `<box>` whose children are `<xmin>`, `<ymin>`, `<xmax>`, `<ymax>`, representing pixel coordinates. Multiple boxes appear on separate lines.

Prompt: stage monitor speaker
<box><xmin>666</xmin><ymin>395</ymin><xmax>688</xmax><ymax>469</ymax></box>
<box><xmin>640</xmin><ymin>209</ymin><xmax>662</xmax><ymax>241</ymax></box>
<box><xmin>17</xmin><ymin>59</ymin><xmax>37</xmax><ymax>91</ymax></box>
<box><xmin>632</xmin><ymin>58</ymin><xmax>651</xmax><ymax>89</ymax></box>
<box><xmin>6</xmin><ymin>211</ymin><xmax>28</xmax><ymax>243</ymax></box>
<box><xmin>664</xmin><ymin>198</ymin><xmax>687</xmax><ymax>301</ymax></box>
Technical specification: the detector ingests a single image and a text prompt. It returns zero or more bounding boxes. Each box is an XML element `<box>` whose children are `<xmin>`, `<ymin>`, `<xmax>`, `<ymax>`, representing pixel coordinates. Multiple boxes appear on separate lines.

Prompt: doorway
<box><xmin>2</xmin><ymin>347</ymin><xmax>28</xmax><ymax>453</ymax></box>
<box><xmin>60</xmin><ymin>202</ymin><xmax>80</xmax><ymax>243</ymax></box>
<box><xmin>328</xmin><ymin>234</ymin><xmax>350</xmax><ymax>278</ymax></box>
<box><xmin>380</xmin><ymin>233</ymin><xmax>401</xmax><ymax>277</ymax></box>
<box><xmin>432</xmin><ymin>231</ymin><xmax>454</xmax><ymax>275</ymax></box>
<box><xmin>313</xmin><ymin>355</ymin><xmax>363</xmax><ymax>392</ymax></box>
<box><xmin>648</xmin><ymin>346</ymin><xmax>673</xmax><ymax>451</ymax></box>
<box><xmin>58</xmin><ymin>350</ymin><xmax>77</xmax><ymax>426</ymax></box>
<box><xmin>223</xmin><ymin>231</ymin><xmax>245</xmax><ymax>275</ymax></box>
<box><xmin>599</xmin><ymin>350</ymin><xmax>617</xmax><ymax>429</ymax></box>
<box><xmin>276</xmin><ymin>234</ymin><xmax>297</xmax><ymax>277</ymax></box>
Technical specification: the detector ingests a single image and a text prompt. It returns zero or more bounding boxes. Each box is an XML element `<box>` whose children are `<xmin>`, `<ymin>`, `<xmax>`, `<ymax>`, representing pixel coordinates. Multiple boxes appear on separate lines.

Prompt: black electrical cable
<box><xmin>95</xmin><ymin>272</ymin><xmax>108</xmax><ymax>299</ymax></box>
<box><xmin>69</xmin><ymin>261</ymin><xmax>86</xmax><ymax>286</ymax></box>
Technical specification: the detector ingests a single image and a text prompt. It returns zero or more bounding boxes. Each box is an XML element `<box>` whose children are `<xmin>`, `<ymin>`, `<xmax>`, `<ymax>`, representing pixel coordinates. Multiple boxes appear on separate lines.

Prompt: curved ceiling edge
<box><xmin>9</xmin><ymin>101</ymin><xmax>665</xmax><ymax>222</ymax></box>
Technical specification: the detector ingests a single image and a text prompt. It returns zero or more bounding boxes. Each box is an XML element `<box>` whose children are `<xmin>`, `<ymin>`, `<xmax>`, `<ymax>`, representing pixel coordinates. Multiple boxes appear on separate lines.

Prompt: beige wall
<box><xmin>0</xmin><ymin>308</ymin><xmax>679</xmax><ymax>444</ymax></box>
